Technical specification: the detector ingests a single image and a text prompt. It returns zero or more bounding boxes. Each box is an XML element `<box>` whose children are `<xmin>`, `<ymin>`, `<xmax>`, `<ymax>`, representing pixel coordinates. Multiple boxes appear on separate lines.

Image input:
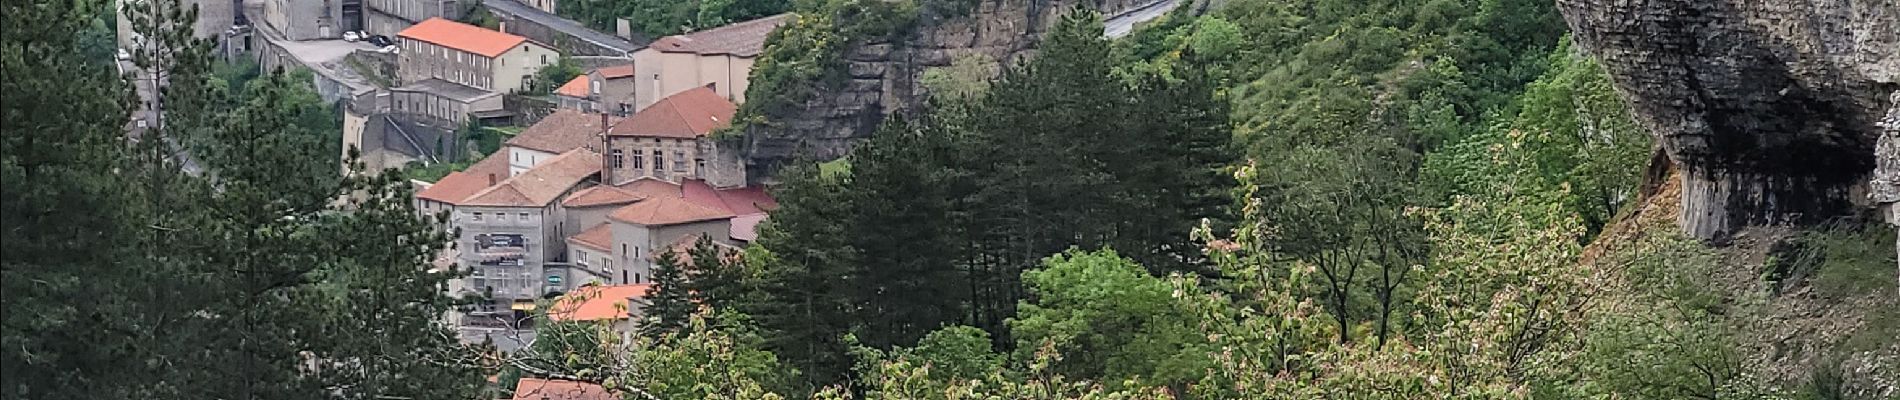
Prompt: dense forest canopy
<box><xmin>4</xmin><ymin>0</ymin><xmax>1895</xmax><ymax>399</ymax></box>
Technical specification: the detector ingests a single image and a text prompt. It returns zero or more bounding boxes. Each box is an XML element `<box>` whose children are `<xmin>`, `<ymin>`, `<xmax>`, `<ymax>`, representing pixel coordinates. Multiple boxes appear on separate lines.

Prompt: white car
<box><xmin>116</xmin><ymin>48</ymin><xmax>131</xmax><ymax>61</ymax></box>
<box><xmin>377</xmin><ymin>45</ymin><xmax>399</xmax><ymax>54</ymax></box>
<box><xmin>343</xmin><ymin>31</ymin><xmax>361</xmax><ymax>42</ymax></box>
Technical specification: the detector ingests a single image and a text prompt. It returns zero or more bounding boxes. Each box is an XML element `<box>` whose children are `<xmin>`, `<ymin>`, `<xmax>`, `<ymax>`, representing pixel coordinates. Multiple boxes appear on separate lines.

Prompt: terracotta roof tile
<box><xmin>554</xmin><ymin>75</ymin><xmax>589</xmax><ymax>98</ymax></box>
<box><xmin>658</xmin><ymin>233</ymin><xmax>741</xmax><ymax>265</ymax></box>
<box><xmin>607</xmin><ymin>87</ymin><xmax>735</xmax><ymax>139</ymax></box>
<box><xmin>595</xmin><ymin>64</ymin><xmax>635</xmax><ymax>79</ymax></box>
<box><xmin>548</xmin><ymin>284</ymin><xmax>651</xmax><ymax>322</ymax></box>
<box><xmin>506</xmin><ymin>110</ymin><xmax>614</xmax><ymax>154</ymax></box>
<box><xmin>649</xmin><ymin>13</ymin><xmax>795</xmax><ymax>57</ymax></box>
<box><xmin>729</xmin><ymin>213</ymin><xmax>766</xmax><ymax>242</ymax></box>
<box><xmin>562</xmin><ymin>185</ymin><xmax>646</xmax><ymax>207</ymax></box>
<box><xmin>398</xmin><ymin>18</ymin><xmax>529</xmax><ymax>58</ymax></box>
<box><xmin>461</xmin><ymin>149</ymin><xmax>601</xmax><ymax>207</ymax></box>
<box><xmin>511</xmin><ymin>377</ymin><xmax>617</xmax><ymax>400</ymax></box>
<box><xmin>415</xmin><ymin>151</ymin><xmax>511</xmax><ymax>204</ymax></box>
<box><xmin>608</xmin><ymin>194</ymin><xmax>735</xmax><ymax>226</ymax></box>
<box><xmin>566</xmin><ymin>223</ymin><xmax>614</xmax><ymax>251</ymax></box>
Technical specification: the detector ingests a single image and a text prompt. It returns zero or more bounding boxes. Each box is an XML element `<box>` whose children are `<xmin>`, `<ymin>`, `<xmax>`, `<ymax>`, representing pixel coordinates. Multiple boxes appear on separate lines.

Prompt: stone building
<box><xmin>363</xmin><ymin>0</ymin><xmax>462</xmax><ymax>35</ymax></box>
<box><xmin>388</xmin><ymin>78</ymin><xmax>505</xmax><ymax>125</ymax></box>
<box><xmin>396</xmin><ymin>17</ymin><xmax>557</xmax><ymax>93</ymax></box>
<box><xmin>629</xmin><ymin>13</ymin><xmax>792</xmax><ymax>110</ymax></box>
<box><xmin>551</xmin><ymin>64</ymin><xmax>636</xmax><ymax>115</ymax></box>
<box><xmin>262</xmin><ymin>0</ymin><xmax>358</xmax><ymax>40</ymax></box>
<box><xmin>447</xmin><ymin>148</ymin><xmax>600</xmax><ymax>313</ymax></box>
<box><xmin>604</xmin><ymin>87</ymin><xmax>746</xmax><ymax>188</ymax></box>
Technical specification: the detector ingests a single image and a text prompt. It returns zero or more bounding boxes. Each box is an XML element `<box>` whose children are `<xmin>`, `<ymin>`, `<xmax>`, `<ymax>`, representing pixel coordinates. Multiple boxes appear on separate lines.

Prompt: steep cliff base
<box><xmin>1588</xmin><ymin>163</ymin><xmax>1900</xmax><ymax>397</ymax></box>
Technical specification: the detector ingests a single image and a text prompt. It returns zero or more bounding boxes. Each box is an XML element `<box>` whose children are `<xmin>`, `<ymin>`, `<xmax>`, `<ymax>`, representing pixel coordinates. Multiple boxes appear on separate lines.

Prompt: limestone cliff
<box><xmin>737</xmin><ymin>0</ymin><xmax>1160</xmax><ymax>179</ymax></box>
<box><xmin>1556</xmin><ymin>0</ymin><xmax>1900</xmax><ymax>240</ymax></box>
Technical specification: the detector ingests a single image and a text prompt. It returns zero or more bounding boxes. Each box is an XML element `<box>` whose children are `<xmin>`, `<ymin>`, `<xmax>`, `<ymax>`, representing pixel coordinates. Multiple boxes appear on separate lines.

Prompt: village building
<box><xmin>397</xmin><ymin>18</ymin><xmax>558</xmax><ymax>93</ymax></box>
<box><xmin>605</xmin><ymin>87</ymin><xmax>747</xmax><ymax>188</ymax></box>
<box><xmin>629</xmin><ymin>13</ymin><xmax>793</xmax><ymax>110</ymax></box>
<box><xmin>511</xmin><ymin>377</ymin><xmax>619</xmax><ymax>400</ymax></box>
<box><xmin>363</xmin><ymin>0</ymin><xmax>461</xmax><ymax>35</ymax></box>
<box><xmin>554</xmin><ymin>64</ymin><xmax>637</xmax><ymax>115</ymax></box>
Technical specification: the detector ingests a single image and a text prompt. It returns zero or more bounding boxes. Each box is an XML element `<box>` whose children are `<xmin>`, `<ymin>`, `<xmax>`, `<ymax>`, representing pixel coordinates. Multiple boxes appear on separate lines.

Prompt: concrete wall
<box><xmin>591</xmin><ymin>74</ymin><xmax>635</xmax><ymax>115</ymax></box>
<box><xmin>265</xmin><ymin>0</ymin><xmax>344</xmax><ymax>40</ymax></box>
<box><xmin>364</xmin><ymin>0</ymin><xmax>461</xmax><ymax>34</ymax></box>
<box><xmin>388</xmin><ymin>89</ymin><xmax>495</xmax><ymax>125</ymax></box>
<box><xmin>631</xmin><ymin>49</ymin><xmax>755</xmax><ymax>110</ymax></box>
<box><xmin>607</xmin><ymin>221</ymin><xmax>653</xmax><ymax>284</ymax></box>
<box><xmin>508</xmin><ymin>146</ymin><xmax>556</xmax><ymax>175</ymax></box>
<box><xmin>493</xmin><ymin>42</ymin><xmax>559</xmax><ymax>93</ymax></box>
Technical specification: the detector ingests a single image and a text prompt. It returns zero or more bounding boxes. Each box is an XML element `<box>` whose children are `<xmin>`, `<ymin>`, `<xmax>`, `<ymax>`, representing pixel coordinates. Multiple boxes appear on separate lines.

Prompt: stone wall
<box><xmin>737</xmin><ymin>0</ymin><xmax>1176</xmax><ymax>180</ymax></box>
<box><xmin>1556</xmin><ymin>0</ymin><xmax>1899</xmax><ymax>240</ymax></box>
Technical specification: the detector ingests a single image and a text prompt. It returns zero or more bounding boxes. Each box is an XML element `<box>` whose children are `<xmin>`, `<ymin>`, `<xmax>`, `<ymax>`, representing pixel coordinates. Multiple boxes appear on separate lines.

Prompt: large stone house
<box><xmin>554</xmin><ymin>64</ymin><xmax>637</xmax><ymax>115</ymax></box>
<box><xmin>605</xmin><ymin>86</ymin><xmax>747</xmax><ymax>188</ymax></box>
<box><xmin>629</xmin><ymin>14</ymin><xmax>793</xmax><ymax>110</ymax></box>
<box><xmin>444</xmin><ymin>148</ymin><xmax>600</xmax><ymax>314</ymax></box>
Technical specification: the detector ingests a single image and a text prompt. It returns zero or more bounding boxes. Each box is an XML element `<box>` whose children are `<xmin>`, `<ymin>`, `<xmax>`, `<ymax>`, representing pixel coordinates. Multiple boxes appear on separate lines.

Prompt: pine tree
<box><xmin>1114</xmin><ymin>50</ymin><xmax>1237</xmax><ymax>274</ymax></box>
<box><xmin>846</xmin><ymin>116</ymin><xmax>966</xmax><ymax>348</ymax></box>
<box><xmin>685</xmin><ymin>233</ymin><xmax>739</xmax><ymax>310</ymax></box>
<box><xmin>645</xmin><ymin>247</ymin><xmax>695</xmax><ymax>336</ymax></box>
<box><xmin>741</xmin><ymin>163</ymin><xmax>860</xmax><ymax>385</ymax></box>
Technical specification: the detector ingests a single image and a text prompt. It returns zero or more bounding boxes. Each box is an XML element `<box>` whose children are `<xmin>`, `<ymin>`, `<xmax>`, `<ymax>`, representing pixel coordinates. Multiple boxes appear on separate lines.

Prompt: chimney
<box><xmin>487</xmin><ymin>173</ymin><xmax>497</xmax><ymax>186</ymax></box>
<box><xmin>600</xmin><ymin>111</ymin><xmax>613</xmax><ymax>185</ymax></box>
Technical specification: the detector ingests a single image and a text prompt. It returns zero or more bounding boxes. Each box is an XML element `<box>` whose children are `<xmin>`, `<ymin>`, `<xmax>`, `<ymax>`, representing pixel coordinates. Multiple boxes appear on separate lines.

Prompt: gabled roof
<box><xmin>548</xmin><ymin>284</ymin><xmax>651</xmax><ymax>322</ymax></box>
<box><xmin>505</xmin><ymin>109</ymin><xmax>613</xmax><ymax>154</ymax></box>
<box><xmin>562</xmin><ymin>185</ymin><xmax>646</xmax><ymax>207</ymax></box>
<box><xmin>595</xmin><ymin>64</ymin><xmax>635</xmax><ymax>79</ymax></box>
<box><xmin>566</xmin><ymin>223</ymin><xmax>614</xmax><ymax>251</ymax></box>
<box><xmin>511</xmin><ymin>377</ymin><xmax>617</xmax><ymax>400</ymax></box>
<box><xmin>608</xmin><ymin>193</ymin><xmax>736</xmax><ymax>226</ymax></box>
<box><xmin>607</xmin><ymin>87</ymin><xmax>735</xmax><ymax>139</ymax></box>
<box><xmin>554</xmin><ymin>75</ymin><xmax>590</xmax><ymax>98</ymax></box>
<box><xmin>415</xmin><ymin>151</ymin><xmax>511</xmax><ymax>204</ymax></box>
<box><xmin>648</xmin><ymin>13</ymin><xmax>795</xmax><ymax>57</ymax></box>
<box><xmin>397</xmin><ymin>18</ymin><xmax>531</xmax><ymax>58</ymax></box>
<box><xmin>460</xmin><ymin>149</ymin><xmax>601</xmax><ymax>207</ymax></box>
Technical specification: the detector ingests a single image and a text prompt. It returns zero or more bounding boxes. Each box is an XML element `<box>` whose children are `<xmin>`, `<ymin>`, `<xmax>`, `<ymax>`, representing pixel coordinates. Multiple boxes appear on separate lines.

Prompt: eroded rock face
<box><xmin>1556</xmin><ymin>0</ymin><xmax>1899</xmax><ymax>240</ymax></box>
<box><xmin>739</xmin><ymin>0</ymin><xmax>1158</xmax><ymax>179</ymax></box>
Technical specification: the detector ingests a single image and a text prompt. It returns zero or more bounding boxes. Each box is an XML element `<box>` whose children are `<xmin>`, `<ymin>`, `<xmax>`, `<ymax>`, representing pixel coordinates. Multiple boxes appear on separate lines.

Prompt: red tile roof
<box><xmin>566</xmin><ymin>223</ymin><xmax>614</xmax><ymax>251</ymax></box>
<box><xmin>415</xmin><ymin>151</ymin><xmax>511</xmax><ymax>204</ymax></box>
<box><xmin>397</xmin><ymin>18</ymin><xmax>530</xmax><ymax>58</ymax></box>
<box><xmin>595</xmin><ymin>64</ymin><xmax>635</xmax><ymax>79</ymax></box>
<box><xmin>608</xmin><ymin>194</ymin><xmax>736</xmax><ymax>226</ymax></box>
<box><xmin>607</xmin><ymin>87</ymin><xmax>736</xmax><ymax>139</ymax></box>
<box><xmin>461</xmin><ymin>149</ymin><xmax>601</xmax><ymax>207</ymax></box>
<box><xmin>554</xmin><ymin>75</ymin><xmax>589</xmax><ymax>98</ymax></box>
<box><xmin>562</xmin><ymin>185</ymin><xmax>646</xmax><ymax>208</ymax></box>
<box><xmin>659</xmin><ymin>233</ymin><xmax>742</xmax><ymax>265</ymax></box>
<box><xmin>511</xmin><ymin>377</ymin><xmax>617</xmax><ymax>400</ymax></box>
<box><xmin>506</xmin><ymin>110</ymin><xmax>614</xmax><ymax>154</ymax></box>
<box><xmin>648</xmin><ymin>13</ymin><xmax>795</xmax><ymax>57</ymax></box>
<box><xmin>729</xmin><ymin>213</ymin><xmax>766</xmax><ymax>242</ymax></box>
<box><xmin>548</xmin><ymin>284</ymin><xmax>651</xmax><ymax>322</ymax></box>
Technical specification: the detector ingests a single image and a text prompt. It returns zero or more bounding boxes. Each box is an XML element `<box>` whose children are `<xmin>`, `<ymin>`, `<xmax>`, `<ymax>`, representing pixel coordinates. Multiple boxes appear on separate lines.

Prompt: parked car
<box><xmin>116</xmin><ymin>48</ymin><xmax>131</xmax><ymax>61</ymax></box>
<box><xmin>377</xmin><ymin>45</ymin><xmax>399</xmax><ymax>54</ymax></box>
<box><xmin>366</xmin><ymin>35</ymin><xmax>393</xmax><ymax>47</ymax></box>
<box><xmin>342</xmin><ymin>31</ymin><xmax>361</xmax><ymax>42</ymax></box>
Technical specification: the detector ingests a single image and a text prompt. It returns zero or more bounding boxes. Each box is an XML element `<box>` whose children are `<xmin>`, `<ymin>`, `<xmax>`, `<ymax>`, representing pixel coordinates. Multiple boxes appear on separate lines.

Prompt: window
<box><xmin>696</xmin><ymin>159</ymin><xmax>706</xmax><ymax>177</ymax></box>
<box><xmin>652</xmin><ymin>150</ymin><xmax>663</xmax><ymax>173</ymax></box>
<box><xmin>621</xmin><ymin>243</ymin><xmax>627</xmax><ymax>256</ymax></box>
<box><xmin>540</xmin><ymin>54</ymin><xmax>547</xmax><ymax>64</ymax></box>
<box><xmin>635</xmin><ymin>273</ymin><xmax>643</xmax><ymax>284</ymax></box>
<box><xmin>673</xmin><ymin>151</ymin><xmax>686</xmax><ymax>172</ymax></box>
<box><xmin>610</xmin><ymin>149</ymin><xmax>624</xmax><ymax>168</ymax></box>
<box><xmin>518</xmin><ymin>212</ymin><xmax>529</xmax><ymax>220</ymax></box>
<box><xmin>631</xmin><ymin>151</ymin><xmax>644</xmax><ymax>170</ymax></box>
<box><xmin>471</xmin><ymin>212</ymin><xmax>483</xmax><ymax>221</ymax></box>
<box><xmin>591</xmin><ymin>80</ymin><xmax>600</xmax><ymax>95</ymax></box>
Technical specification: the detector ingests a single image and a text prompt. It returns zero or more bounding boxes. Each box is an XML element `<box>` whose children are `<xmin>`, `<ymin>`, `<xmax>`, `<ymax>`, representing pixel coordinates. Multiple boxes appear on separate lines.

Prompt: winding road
<box><xmin>1105</xmin><ymin>0</ymin><xmax>1182</xmax><ymax>38</ymax></box>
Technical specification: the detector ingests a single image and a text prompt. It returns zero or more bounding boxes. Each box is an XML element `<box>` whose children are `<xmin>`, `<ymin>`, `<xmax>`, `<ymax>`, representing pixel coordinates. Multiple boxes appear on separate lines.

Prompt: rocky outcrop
<box><xmin>1556</xmin><ymin>0</ymin><xmax>1900</xmax><ymax>240</ymax></box>
<box><xmin>739</xmin><ymin>0</ymin><xmax>1166</xmax><ymax>179</ymax></box>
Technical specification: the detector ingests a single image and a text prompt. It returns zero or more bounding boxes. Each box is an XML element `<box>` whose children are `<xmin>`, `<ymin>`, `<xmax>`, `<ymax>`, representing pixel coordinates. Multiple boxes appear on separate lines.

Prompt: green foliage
<box><xmin>1791</xmin><ymin>222</ymin><xmax>1899</xmax><ymax>299</ymax></box>
<box><xmin>646</xmin><ymin>248</ymin><xmax>697</xmax><ymax>336</ymax></box>
<box><xmin>528</xmin><ymin>57</ymin><xmax>583</xmax><ymax>96</ymax></box>
<box><xmin>919</xmin><ymin>53</ymin><xmax>993</xmax><ymax>102</ymax></box>
<box><xmin>1562</xmin><ymin>229</ymin><xmax>1770</xmax><ymax>400</ymax></box>
<box><xmin>558</xmin><ymin>0</ymin><xmax>789</xmax><ymax>40</ymax></box>
<box><xmin>404</xmin><ymin>159</ymin><xmax>473</xmax><ymax>182</ymax></box>
<box><xmin>1011</xmin><ymin>249</ymin><xmax>1216</xmax><ymax>390</ymax></box>
<box><xmin>4</xmin><ymin>0</ymin><xmax>486</xmax><ymax>397</ymax></box>
<box><xmin>732</xmin><ymin>0</ymin><xmax>919</xmax><ymax>131</ymax></box>
<box><xmin>617</xmin><ymin>311</ymin><xmax>798</xmax><ymax>399</ymax></box>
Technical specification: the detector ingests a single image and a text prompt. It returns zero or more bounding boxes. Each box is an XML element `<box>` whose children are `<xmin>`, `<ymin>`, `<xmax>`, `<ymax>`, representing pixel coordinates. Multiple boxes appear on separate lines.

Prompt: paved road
<box><xmin>1105</xmin><ymin>0</ymin><xmax>1182</xmax><ymax>38</ymax></box>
